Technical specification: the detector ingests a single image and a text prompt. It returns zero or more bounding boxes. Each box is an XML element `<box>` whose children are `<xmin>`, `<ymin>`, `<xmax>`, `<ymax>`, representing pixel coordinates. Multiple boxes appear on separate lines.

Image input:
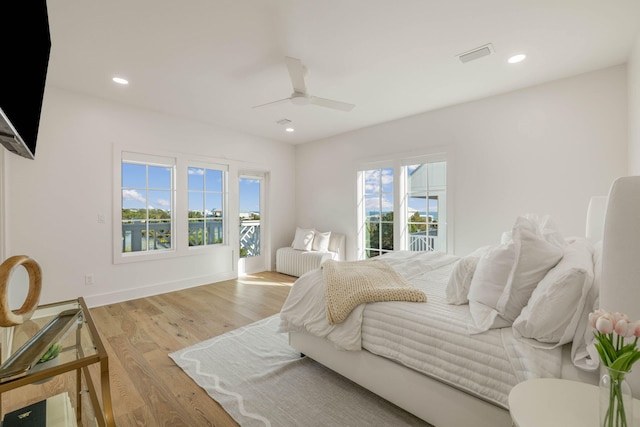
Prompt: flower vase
<box><xmin>600</xmin><ymin>367</ymin><xmax>633</xmax><ymax>427</ymax></box>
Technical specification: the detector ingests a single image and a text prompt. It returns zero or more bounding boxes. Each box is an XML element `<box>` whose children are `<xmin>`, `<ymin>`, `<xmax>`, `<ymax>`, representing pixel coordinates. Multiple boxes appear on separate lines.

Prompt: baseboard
<box><xmin>83</xmin><ymin>271</ymin><xmax>237</xmax><ymax>308</ymax></box>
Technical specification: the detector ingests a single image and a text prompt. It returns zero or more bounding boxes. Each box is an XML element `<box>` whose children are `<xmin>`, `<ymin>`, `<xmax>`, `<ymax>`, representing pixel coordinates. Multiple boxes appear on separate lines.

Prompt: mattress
<box><xmin>362</xmin><ymin>262</ymin><xmax>561</xmax><ymax>407</ymax></box>
<box><xmin>279</xmin><ymin>251</ymin><xmax>566</xmax><ymax>408</ymax></box>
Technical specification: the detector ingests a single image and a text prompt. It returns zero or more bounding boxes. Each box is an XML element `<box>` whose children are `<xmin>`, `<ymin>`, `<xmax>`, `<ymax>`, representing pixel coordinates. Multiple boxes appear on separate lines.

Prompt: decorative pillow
<box><xmin>291</xmin><ymin>227</ymin><xmax>315</xmax><ymax>251</ymax></box>
<box><xmin>501</xmin><ymin>214</ymin><xmax>566</xmax><ymax>249</ymax></box>
<box><xmin>467</xmin><ymin>216</ymin><xmax>563</xmax><ymax>333</ymax></box>
<box><xmin>523</xmin><ymin>213</ymin><xmax>567</xmax><ymax>249</ymax></box>
<box><xmin>312</xmin><ymin>230</ymin><xmax>331</xmax><ymax>252</ymax></box>
<box><xmin>513</xmin><ymin>237</ymin><xmax>595</xmax><ymax>346</ymax></box>
<box><xmin>445</xmin><ymin>246</ymin><xmax>491</xmax><ymax>305</ymax></box>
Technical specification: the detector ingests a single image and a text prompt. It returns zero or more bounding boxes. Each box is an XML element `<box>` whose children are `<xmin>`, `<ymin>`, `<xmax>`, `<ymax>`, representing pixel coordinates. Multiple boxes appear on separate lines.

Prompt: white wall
<box><xmin>3</xmin><ymin>87</ymin><xmax>295</xmax><ymax>307</ymax></box>
<box><xmin>295</xmin><ymin>65</ymin><xmax>628</xmax><ymax>259</ymax></box>
<box><xmin>629</xmin><ymin>33</ymin><xmax>640</xmax><ymax>174</ymax></box>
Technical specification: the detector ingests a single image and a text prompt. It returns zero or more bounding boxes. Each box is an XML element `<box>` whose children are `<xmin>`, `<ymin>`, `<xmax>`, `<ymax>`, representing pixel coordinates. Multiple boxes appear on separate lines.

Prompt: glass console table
<box><xmin>0</xmin><ymin>297</ymin><xmax>115</xmax><ymax>426</ymax></box>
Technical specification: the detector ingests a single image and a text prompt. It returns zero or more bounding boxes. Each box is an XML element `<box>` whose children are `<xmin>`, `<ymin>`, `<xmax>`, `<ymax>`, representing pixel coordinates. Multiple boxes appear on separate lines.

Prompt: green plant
<box><xmin>38</xmin><ymin>343</ymin><xmax>62</xmax><ymax>364</ymax></box>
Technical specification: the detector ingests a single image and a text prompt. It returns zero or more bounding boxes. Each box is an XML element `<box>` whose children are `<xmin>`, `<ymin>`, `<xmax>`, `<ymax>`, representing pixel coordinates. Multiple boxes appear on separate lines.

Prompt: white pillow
<box><xmin>291</xmin><ymin>227</ymin><xmax>315</xmax><ymax>251</ymax></box>
<box><xmin>501</xmin><ymin>214</ymin><xmax>566</xmax><ymax>249</ymax></box>
<box><xmin>445</xmin><ymin>246</ymin><xmax>491</xmax><ymax>305</ymax></box>
<box><xmin>523</xmin><ymin>213</ymin><xmax>567</xmax><ymax>249</ymax></box>
<box><xmin>513</xmin><ymin>238</ymin><xmax>595</xmax><ymax>346</ymax></box>
<box><xmin>468</xmin><ymin>216</ymin><xmax>563</xmax><ymax>333</ymax></box>
<box><xmin>312</xmin><ymin>230</ymin><xmax>331</xmax><ymax>252</ymax></box>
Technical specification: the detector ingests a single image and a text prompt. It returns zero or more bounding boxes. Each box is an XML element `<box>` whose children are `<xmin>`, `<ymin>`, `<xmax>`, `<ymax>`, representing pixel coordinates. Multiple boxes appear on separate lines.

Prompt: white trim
<box><xmin>83</xmin><ymin>270</ymin><xmax>237</xmax><ymax>308</ymax></box>
<box><xmin>357</xmin><ymin>145</ymin><xmax>449</xmax><ymax>170</ymax></box>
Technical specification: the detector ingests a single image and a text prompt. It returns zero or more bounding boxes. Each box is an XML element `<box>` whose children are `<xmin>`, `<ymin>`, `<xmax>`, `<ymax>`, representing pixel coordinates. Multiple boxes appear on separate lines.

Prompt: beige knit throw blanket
<box><xmin>322</xmin><ymin>258</ymin><xmax>427</xmax><ymax>325</ymax></box>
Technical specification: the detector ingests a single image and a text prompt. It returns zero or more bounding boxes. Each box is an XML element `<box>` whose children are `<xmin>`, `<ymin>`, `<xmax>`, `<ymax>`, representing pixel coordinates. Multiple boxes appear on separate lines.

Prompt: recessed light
<box><xmin>285</xmin><ymin>127</ymin><xmax>295</xmax><ymax>132</ymax></box>
<box><xmin>508</xmin><ymin>54</ymin><xmax>526</xmax><ymax>64</ymax></box>
<box><xmin>112</xmin><ymin>77</ymin><xmax>129</xmax><ymax>85</ymax></box>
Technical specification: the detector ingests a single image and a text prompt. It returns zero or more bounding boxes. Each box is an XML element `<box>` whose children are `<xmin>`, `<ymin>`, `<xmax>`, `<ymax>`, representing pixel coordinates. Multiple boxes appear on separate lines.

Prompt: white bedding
<box><xmin>278</xmin><ymin>251</ymin><xmax>458</xmax><ymax>351</ymax></box>
<box><xmin>278</xmin><ymin>250</ymin><xmax>564</xmax><ymax>408</ymax></box>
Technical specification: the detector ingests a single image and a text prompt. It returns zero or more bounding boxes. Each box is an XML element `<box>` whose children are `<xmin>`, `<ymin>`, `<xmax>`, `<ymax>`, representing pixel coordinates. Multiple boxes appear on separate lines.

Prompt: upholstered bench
<box><xmin>276</xmin><ymin>228</ymin><xmax>346</xmax><ymax>277</ymax></box>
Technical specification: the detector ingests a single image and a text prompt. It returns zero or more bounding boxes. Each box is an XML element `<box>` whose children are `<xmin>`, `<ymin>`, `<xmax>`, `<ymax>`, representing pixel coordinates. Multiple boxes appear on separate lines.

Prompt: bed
<box><xmin>275</xmin><ymin>180</ymin><xmax>636</xmax><ymax>426</ymax></box>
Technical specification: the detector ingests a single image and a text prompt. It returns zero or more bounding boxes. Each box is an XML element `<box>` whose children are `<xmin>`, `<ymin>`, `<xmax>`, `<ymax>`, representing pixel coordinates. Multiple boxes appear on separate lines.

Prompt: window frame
<box><xmin>358</xmin><ymin>166</ymin><xmax>395</xmax><ymax>258</ymax></box>
<box><xmin>357</xmin><ymin>149</ymin><xmax>451</xmax><ymax>259</ymax></box>
<box><xmin>401</xmin><ymin>155</ymin><xmax>448</xmax><ymax>253</ymax></box>
<box><xmin>113</xmin><ymin>147</ymin><xmax>230</xmax><ymax>264</ymax></box>
<box><xmin>117</xmin><ymin>151</ymin><xmax>177</xmax><ymax>262</ymax></box>
<box><xmin>187</xmin><ymin>161</ymin><xmax>228</xmax><ymax>249</ymax></box>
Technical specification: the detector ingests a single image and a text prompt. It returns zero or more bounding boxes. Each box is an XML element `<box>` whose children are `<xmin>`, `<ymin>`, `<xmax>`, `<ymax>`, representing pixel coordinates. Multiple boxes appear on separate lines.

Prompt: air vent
<box><xmin>457</xmin><ymin>43</ymin><xmax>494</xmax><ymax>64</ymax></box>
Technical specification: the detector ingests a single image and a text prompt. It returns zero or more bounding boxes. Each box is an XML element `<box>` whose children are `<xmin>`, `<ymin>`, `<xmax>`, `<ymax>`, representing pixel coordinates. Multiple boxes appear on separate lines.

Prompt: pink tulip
<box><xmin>589</xmin><ymin>309</ymin><xmax>607</xmax><ymax>328</ymax></box>
<box><xmin>611</xmin><ymin>312</ymin><xmax>628</xmax><ymax>326</ymax></box>
<box><xmin>634</xmin><ymin>320</ymin><xmax>640</xmax><ymax>338</ymax></box>
<box><xmin>596</xmin><ymin>315</ymin><xmax>614</xmax><ymax>334</ymax></box>
<box><xmin>615</xmin><ymin>319</ymin><xmax>634</xmax><ymax>338</ymax></box>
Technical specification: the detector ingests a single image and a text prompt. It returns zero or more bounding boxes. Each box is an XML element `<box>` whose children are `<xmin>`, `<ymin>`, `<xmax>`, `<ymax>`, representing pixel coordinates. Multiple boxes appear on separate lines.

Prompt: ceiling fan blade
<box><xmin>251</xmin><ymin>97</ymin><xmax>292</xmax><ymax>109</ymax></box>
<box><xmin>309</xmin><ymin>96</ymin><xmax>355</xmax><ymax>112</ymax></box>
<box><xmin>285</xmin><ymin>56</ymin><xmax>307</xmax><ymax>94</ymax></box>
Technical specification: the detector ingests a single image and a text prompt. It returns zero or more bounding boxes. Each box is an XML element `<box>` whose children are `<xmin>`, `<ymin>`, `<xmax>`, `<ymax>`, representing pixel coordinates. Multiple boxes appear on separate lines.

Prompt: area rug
<box><xmin>169</xmin><ymin>314</ymin><xmax>431</xmax><ymax>427</ymax></box>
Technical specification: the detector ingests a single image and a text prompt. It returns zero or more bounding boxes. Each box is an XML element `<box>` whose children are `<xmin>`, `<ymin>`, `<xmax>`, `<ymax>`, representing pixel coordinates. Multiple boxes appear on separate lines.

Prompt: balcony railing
<box><xmin>409</xmin><ymin>227</ymin><xmax>446</xmax><ymax>252</ymax></box>
<box><xmin>122</xmin><ymin>221</ymin><xmax>172</xmax><ymax>252</ymax></box>
<box><xmin>239</xmin><ymin>220</ymin><xmax>260</xmax><ymax>258</ymax></box>
<box><xmin>408</xmin><ymin>232</ymin><xmax>435</xmax><ymax>251</ymax></box>
<box><xmin>122</xmin><ymin>220</ymin><xmax>260</xmax><ymax>255</ymax></box>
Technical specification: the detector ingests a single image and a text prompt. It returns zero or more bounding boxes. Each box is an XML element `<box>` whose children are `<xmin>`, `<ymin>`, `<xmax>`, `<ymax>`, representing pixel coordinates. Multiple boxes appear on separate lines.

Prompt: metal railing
<box><xmin>122</xmin><ymin>219</ymin><xmax>261</xmax><ymax>256</ymax></box>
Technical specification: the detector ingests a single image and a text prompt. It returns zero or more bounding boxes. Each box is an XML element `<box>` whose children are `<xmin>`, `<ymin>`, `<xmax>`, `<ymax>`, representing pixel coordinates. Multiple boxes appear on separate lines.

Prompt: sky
<box><xmin>121</xmin><ymin>163</ymin><xmax>261</xmax><ymax>214</ymax></box>
<box><xmin>364</xmin><ymin>166</ymin><xmax>439</xmax><ymax>215</ymax></box>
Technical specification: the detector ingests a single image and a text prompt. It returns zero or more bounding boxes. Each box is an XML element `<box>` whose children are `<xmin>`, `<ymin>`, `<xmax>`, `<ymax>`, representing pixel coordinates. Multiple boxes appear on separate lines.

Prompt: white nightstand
<box><xmin>509</xmin><ymin>378</ymin><xmax>640</xmax><ymax>427</ymax></box>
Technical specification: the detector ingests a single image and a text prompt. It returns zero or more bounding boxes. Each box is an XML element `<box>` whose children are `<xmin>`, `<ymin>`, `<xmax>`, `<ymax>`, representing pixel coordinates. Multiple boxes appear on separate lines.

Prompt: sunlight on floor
<box><xmin>237</xmin><ymin>273</ymin><xmax>296</xmax><ymax>287</ymax></box>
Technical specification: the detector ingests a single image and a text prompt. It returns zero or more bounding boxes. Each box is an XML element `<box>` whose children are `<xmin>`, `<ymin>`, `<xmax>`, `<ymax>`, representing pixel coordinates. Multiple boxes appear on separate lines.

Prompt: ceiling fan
<box><xmin>252</xmin><ymin>56</ymin><xmax>355</xmax><ymax>112</ymax></box>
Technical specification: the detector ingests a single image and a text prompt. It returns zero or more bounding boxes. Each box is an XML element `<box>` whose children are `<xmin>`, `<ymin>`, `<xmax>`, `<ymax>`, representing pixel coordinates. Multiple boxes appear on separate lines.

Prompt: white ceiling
<box><xmin>45</xmin><ymin>0</ymin><xmax>640</xmax><ymax>145</ymax></box>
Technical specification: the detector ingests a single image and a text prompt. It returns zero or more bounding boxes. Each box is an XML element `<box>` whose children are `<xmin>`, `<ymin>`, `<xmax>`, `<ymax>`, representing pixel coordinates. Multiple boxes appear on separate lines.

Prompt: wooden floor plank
<box><xmin>0</xmin><ymin>271</ymin><xmax>295</xmax><ymax>426</ymax></box>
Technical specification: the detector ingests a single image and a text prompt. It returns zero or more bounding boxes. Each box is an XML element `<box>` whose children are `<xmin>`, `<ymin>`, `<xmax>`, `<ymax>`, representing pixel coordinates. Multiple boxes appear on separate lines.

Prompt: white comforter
<box><xmin>278</xmin><ymin>250</ymin><xmax>564</xmax><ymax>407</ymax></box>
<box><xmin>278</xmin><ymin>251</ymin><xmax>457</xmax><ymax>351</ymax></box>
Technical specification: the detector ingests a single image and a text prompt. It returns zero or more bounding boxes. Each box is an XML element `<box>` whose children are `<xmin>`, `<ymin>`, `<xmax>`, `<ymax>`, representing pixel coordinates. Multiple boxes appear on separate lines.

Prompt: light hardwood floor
<box><xmin>2</xmin><ymin>271</ymin><xmax>295</xmax><ymax>426</ymax></box>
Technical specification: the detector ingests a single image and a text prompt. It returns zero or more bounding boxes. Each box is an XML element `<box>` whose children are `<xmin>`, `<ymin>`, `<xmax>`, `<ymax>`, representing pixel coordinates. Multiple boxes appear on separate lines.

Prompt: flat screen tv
<box><xmin>0</xmin><ymin>0</ymin><xmax>52</xmax><ymax>159</ymax></box>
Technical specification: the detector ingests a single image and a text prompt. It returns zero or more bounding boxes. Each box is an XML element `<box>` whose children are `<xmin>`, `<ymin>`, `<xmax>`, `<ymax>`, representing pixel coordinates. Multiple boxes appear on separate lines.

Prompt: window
<box><xmin>188</xmin><ymin>166</ymin><xmax>225</xmax><ymax>246</ymax></box>
<box><xmin>239</xmin><ymin>175</ymin><xmax>263</xmax><ymax>258</ymax></box>
<box><xmin>115</xmin><ymin>149</ymin><xmax>230</xmax><ymax>263</ymax></box>
<box><xmin>121</xmin><ymin>153</ymin><xmax>175</xmax><ymax>254</ymax></box>
<box><xmin>362</xmin><ymin>167</ymin><xmax>394</xmax><ymax>258</ymax></box>
<box><xmin>357</xmin><ymin>154</ymin><xmax>447</xmax><ymax>259</ymax></box>
<box><xmin>405</xmin><ymin>161</ymin><xmax>447</xmax><ymax>252</ymax></box>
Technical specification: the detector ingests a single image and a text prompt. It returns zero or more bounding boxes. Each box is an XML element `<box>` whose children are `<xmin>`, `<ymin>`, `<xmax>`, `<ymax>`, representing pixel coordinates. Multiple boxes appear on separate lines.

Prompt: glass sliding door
<box><xmin>238</xmin><ymin>173</ymin><xmax>267</xmax><ymax>274</ymax></box>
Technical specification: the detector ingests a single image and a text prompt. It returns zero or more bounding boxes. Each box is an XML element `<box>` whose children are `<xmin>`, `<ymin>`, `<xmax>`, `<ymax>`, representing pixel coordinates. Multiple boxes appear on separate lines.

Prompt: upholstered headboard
<box><xmin>586</xmin><ymin>196</ymin><xmax>608</xmax><ymax>243</ymax></box>
<box><xmin>600</xmin><ymin>176</ymin><xmax>640</xmax><ymax>396</ymax></box>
